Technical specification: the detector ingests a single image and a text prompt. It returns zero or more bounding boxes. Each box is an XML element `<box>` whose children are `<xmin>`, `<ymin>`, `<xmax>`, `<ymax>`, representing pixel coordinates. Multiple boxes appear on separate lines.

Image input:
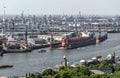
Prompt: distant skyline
<box><xmin>0</xmin><ymin>0</ymin><xmax>120</xmax><ymax>15</ymax></box>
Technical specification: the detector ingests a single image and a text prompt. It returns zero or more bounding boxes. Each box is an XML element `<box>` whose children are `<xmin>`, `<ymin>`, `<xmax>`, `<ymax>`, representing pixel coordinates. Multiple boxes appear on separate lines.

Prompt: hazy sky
<box><xmin>0</xmin><ymin>0</ymin><xmax>119</xmax><ymax>15</ymax></box>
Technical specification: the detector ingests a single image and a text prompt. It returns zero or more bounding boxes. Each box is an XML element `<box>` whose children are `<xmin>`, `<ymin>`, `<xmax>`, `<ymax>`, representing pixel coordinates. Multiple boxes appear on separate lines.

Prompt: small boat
<box><xmin>38</xmin><ymin>49</ymin><xmax>46</xmax><ymax>53</ymax></box>
<box><xmin>0</xmin><ymin>65</ymin><xmax>13</xmax><ymax>69</ymax></box>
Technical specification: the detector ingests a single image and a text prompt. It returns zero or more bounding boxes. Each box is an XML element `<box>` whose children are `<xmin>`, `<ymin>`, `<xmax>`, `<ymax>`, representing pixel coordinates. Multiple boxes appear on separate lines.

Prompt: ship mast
<box><xmin>49</xmin><ymin>15</ymin><xmax>54</xmax><ymax>49</ymax></box>
<box><xmin>98</xmin><ymin>24</ymin><xmax>101</xmax><ymax>37</ymax></box>
<box><xmin>25</xmin><ymin>24</ymin><xmax>28</xmax><ymax>49</ymax></box>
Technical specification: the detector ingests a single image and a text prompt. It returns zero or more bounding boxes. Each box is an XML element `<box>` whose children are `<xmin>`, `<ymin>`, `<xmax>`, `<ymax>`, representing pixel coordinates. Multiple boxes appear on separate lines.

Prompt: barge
<box><xmin>0</xmin><ymin>65</ymin><xmax>13</xmax><ymax>69</ymax></box>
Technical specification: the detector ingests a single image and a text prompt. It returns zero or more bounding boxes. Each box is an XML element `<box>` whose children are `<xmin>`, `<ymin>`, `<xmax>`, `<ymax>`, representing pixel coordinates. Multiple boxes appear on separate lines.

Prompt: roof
<box><xmin>90</xmin><ymin>69</ymin><xmax>105</xmax><ymax>74</ymax></box>
<box><xmin>0</xmin><ymin>76</ymin><xmax>8</xmax><ymax>78</ymax></box>
<box><xmin>90</xmin><ymin>68</ymin><xmax>112</xmax><ymax>74</ymax></box>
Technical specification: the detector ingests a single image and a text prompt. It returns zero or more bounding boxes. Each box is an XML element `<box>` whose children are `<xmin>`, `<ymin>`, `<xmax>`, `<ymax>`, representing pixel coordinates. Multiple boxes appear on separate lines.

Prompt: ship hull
<box><xmin>31</xmin><ymin>44</ymin><xmax>49</xmax><ymax>50</ymax></box>
<box><xmin>66</xmin><ymin>38</ymin><xmax>96</xmax><ymax>49</ymax></box>
<box><xmin>3</xmin><ymin>49</ymin><xmax>32</xmax><ymax>53</ymax></box>
<box><xmin>99</xmin><ymin>34</ymin><xmax>108</xmax><ymax>42</ymax></box>
<box><xmin>65</xmin><ymin>34</ymin><xmax>107</xmax><ymax>49</ymax></box>
<box><xmin>50</xmin><ymin>42</ymin><xmax>61</xmax><ymax>49</ymax></box>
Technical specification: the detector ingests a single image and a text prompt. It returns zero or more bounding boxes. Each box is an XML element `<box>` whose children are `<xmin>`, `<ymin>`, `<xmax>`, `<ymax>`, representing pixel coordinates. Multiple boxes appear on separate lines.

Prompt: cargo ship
<box><xmin>61</xmin><ymin>32</ymin><xmax>107</xmax><ymax>49</ymax></box>
<box><xmin>2</xmin><ymin>26</ymin><xmax>32</xmax><ymax>53</ymax></box>
<box><xmin>2</xmin><ymin>35</ymin><xmax>32</xmax><ymax>53</ymax></box>
<box><xmin>61</xmin><ymin>32</ymin><xmax>95</xmax><ymax>49</ymax></box>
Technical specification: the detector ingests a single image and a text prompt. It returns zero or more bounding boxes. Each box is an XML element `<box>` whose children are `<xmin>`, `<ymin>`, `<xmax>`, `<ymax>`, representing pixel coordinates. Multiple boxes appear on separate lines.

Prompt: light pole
<box><xmin>63</xmin><ymin>55</ymin><xmax>67</xmax><ymax>67</ymax></box>
<box><xmin>3</xmin><ymin>6</ymin><xmax>6</xmax><ymax>19</ymax></box>
<box><xmin>2</xmin><ymin>6</ymin><xmax>6</xmax><ymax>34</ymax></box>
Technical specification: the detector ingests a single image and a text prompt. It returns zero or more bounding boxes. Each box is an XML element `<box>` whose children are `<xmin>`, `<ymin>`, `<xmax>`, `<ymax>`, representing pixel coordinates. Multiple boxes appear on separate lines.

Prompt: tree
<box><xmin>110</xmin><ymin>71</ymin><xmax>120</xmax><ymax>78</ymax></box>
<box><xmin>90</xmin><ymin>74</ymin><xmax>100</xmax><ymax>78</ymax></box>
<box><xmin>34</xmin><ymin>72</ymin><xmax>42</xmax><ymax>78</ymax></box>
<box><xmin>42</xmin><ymin>69</ymin><xmax>56</xmax><ymax>76</ymax></box>
<box><xmin>79</xmin><ymin>67</ymin><xmax>91</xmax><ymax>76</ymax></box>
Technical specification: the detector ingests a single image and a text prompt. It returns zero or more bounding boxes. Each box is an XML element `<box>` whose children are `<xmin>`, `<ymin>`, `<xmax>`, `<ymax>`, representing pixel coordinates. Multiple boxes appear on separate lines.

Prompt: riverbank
<box><xmin>6</xmin><ymin>51</ymin><xmax>120</xmax><ymax>78</ymax></box>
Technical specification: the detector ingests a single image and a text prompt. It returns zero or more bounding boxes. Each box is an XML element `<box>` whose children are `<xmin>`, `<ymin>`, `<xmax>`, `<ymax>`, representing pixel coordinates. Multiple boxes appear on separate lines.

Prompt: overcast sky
<box><xmin>0</xmin><ymin>0</ymin><xmax>119</xmax><ymax>15</ymax></box>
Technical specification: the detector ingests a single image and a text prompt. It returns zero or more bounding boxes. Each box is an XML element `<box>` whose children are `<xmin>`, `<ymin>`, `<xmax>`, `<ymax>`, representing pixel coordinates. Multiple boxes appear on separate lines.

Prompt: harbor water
<box><xmin>0</xmin><ymin>33</ymin><xmax>120</xmax><ymax>76</ymax></box>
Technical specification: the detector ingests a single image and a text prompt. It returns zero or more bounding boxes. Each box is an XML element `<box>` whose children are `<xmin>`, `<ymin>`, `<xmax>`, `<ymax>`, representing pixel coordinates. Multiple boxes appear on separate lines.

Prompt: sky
<box><xmin>0</xmin><ymin>0</ymin><xmax>120</xmax><ymax>15</ymax></box>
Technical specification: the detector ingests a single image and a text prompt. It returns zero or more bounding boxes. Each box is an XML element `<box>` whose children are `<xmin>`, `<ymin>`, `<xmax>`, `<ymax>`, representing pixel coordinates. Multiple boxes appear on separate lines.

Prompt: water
<box><xmin>0</xmin><ymin>33</ymin><xmax>120</xmax><ymax>76</ymax></box>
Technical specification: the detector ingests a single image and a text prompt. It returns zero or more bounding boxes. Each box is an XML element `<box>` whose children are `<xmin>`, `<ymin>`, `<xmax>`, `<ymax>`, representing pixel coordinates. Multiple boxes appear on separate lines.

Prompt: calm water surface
<box><xmin>0</xmin><ymin>33</ymin><xmax>120</xmax><ymax>76</ymax></box>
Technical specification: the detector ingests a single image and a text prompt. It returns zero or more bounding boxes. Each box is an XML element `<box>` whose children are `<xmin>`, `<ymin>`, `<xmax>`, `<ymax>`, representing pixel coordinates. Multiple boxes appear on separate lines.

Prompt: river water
<box><xmin>0</xmin><ymin>33</ymin><xmax>120</xmax><ymax>76</ymax></box>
